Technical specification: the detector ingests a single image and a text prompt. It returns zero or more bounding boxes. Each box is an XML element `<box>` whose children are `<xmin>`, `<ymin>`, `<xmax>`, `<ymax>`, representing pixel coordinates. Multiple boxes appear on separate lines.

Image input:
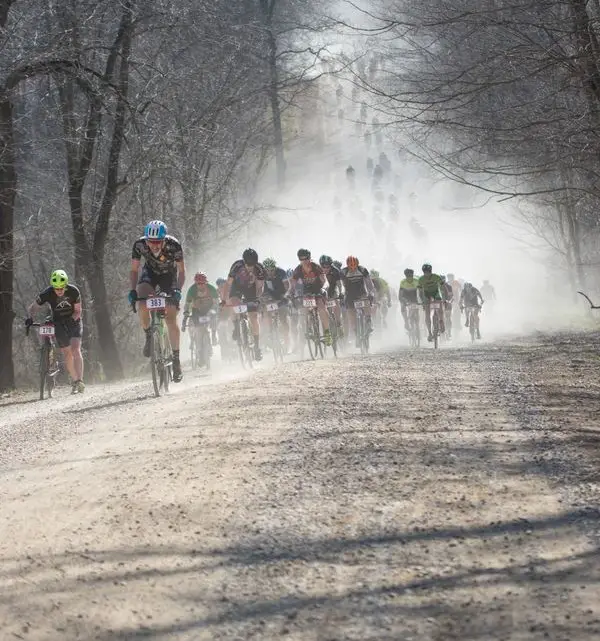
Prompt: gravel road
<box><xmin>1</xmin><ymin>333</ymin><xmax>599</xmax><ymax>640</ymax></box>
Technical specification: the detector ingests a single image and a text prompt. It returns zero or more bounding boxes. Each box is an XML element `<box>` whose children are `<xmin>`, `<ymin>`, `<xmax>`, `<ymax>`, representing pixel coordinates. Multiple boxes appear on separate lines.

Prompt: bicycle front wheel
<box><xmin>39</xmin><ymin>343</ymin><xmax>50</xmax><ymax>400</ymax></box>
<box><xmin>150</xmin><ymin>329</ymin><xmax>161</xmax><ymax>397</ymax></box>
<box><xmin>201</xmin><ymin>329</ymin><xmax>211</xmax><ymax>370</ymax></box>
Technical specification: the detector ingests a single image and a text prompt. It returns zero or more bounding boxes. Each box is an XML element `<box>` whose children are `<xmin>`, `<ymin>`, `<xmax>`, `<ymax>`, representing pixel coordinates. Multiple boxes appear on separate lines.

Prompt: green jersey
<box><xmin>417</xmin><ymin>273</ymin><xmax>443</xmax><ymax>300</ymax></box>
<box><xmin>399</xmin><ymin>278</ymin><xmax>419</xmax><ymax>304</ymax></box>
<box><xmin>184</xmin><ymin>283</ymin><xmax>218</xmax><ymax>313</ymax></box>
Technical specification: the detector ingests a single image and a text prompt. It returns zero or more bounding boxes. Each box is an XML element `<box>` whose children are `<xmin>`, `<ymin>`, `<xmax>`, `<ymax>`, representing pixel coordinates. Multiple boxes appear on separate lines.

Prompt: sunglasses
<box><xmin>147</xmin><ymin>239</ymin><xmax>163</xmax><ymax>246</ymax></box>
<box><xmin>299</xmin><ymin>257</ymin><xmax>310</xmax><ymax>262</ymax></box>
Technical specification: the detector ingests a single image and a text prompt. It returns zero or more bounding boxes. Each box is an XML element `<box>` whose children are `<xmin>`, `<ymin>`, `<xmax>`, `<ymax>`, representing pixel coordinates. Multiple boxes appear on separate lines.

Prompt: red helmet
<box><xmin>194</xmin><ymin>272</ymin><xmax>208</xmax><ymax>284</ymax></box>
<box><xmin>346</xmin><ymin>255</ymin><xmax>359</xmax><ymax>270</ymax></box>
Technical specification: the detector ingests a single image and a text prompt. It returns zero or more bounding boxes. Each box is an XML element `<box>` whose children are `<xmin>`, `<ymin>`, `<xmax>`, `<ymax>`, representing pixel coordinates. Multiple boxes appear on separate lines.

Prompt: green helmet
<box><xmin>50</xmin><ymin>269</ymin><xmax>69</xmax><ymax>289</ymax></box>
<box><xmin>263</xmin><ymin>257</ymin><xmax>276</xmax><ymax>270</ymax></box>
<box><xmin>371</xmin><ymin>269</ymin><xmax>380</xmax><ymax>278</ymax></box>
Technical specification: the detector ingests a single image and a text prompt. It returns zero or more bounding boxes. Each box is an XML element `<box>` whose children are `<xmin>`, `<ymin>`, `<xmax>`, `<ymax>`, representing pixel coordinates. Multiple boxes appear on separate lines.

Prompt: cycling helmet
<box><xmin>319</xmin><ymin>254</ymin><xmax>333</xmax><ymax>266</ymax></box>
<box><xmin>50</xmin><ymin>269</ymin><xmax>69</xmax><ymax>289</ymax></box>
<box><xmin>346</xmin><ymin>255</ymin><xmax>359</xmax><ymax>270</ymax></box>
<box><xmin>464</xmin><ymin>282</ymin><xmax>473</xmax><ymax>289</ymax></box>
<box><xmin>332</xmin><ymin>260</ymin><xmax>342</xmax><ymax>270</ymax></box>
<box><xmin>263</xmin><ymin>257</ymin><xmax>277</xmax><ymax>270</ymax></box>
<box><xmin>144</xmin><ymin>220</ymin><xmax>167</xmax><ymax>240</ymax></box>
<box><xmin>242</xmin><ymin>248</ymin><xmax>258</xmax><ymax>265</ymax></box>
<box><xmin>194</xmin><ymin>272</ymin><xmax>208</xmax><ymax>284</ymax></box>
<box><xmin>371</xmin><ymin>269</ymin><xmax>380</xmax><ymax>278</ymax></box>
<box><xmin>440</xmin><ymin>274</ymin><xmax>447</xmax><ymax>282</ymax></box>
<box><xmin>297</xmin><ymin>248</ymin><xmax>311</xmax><ymax>260</ymax></box>
<box><xmin>422</xmin><ymin>263</ymin><xmax>432</xmax><ymax>272</ymax></box>
<box><xmin>216</xmin><ymin>277</ymin><xmax>226</xmax><ymax>286</ymax></box>
<box><xmin>404</xmin><ymin>268</ymin><xmax>414</xmax><ymax>277</ymax></box>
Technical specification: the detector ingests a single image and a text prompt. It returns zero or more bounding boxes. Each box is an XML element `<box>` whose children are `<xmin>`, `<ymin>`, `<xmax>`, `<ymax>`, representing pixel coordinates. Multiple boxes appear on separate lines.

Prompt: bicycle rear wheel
<box><xmin>201</xmin><ymin>330</ymin><xmax>211</xmax><ymax>370</ymax></box>
<box><xmin>433</xmin><ymin>312</ymin><xmax>439</xmax><ymax>349</ymax></box>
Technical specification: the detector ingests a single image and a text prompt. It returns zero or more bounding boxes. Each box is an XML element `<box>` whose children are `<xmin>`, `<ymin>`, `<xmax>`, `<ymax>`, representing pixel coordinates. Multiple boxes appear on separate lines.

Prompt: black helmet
<box><xmin>242</xmin><ymin>248</ymin><xmax>258</xmax><ymax>265</ymax></box>
<box><xmin>216</xmin><ymin>277</ymin><xmax>226</xmax><ymax>286</ymax></box>
<box><xmin>404</xmin><ymin>268</ymin><xmax>414</xmax><ymax>277</ymax></box>
<box><xmin>319</xmin><ymin>254</ymin><xmax>333</xmax><ymax>266</ymax></box>
<box><xmin>297</xmin><ymin>248</ymin><xmax>311</xmax><ymax>260</ymax></box>
<box><xmin>332</xmin><ymin>260</ymin><xmax>342</xmax><ymax>270</ymax></box>
<box><xmin>422</xmin><ymin>263</ymin><xmax>432</xmax><ymax>272</ymax></box>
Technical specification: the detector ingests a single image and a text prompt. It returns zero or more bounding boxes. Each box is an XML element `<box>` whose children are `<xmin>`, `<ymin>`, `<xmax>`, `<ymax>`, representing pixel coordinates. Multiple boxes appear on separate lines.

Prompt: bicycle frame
<box><xmin>27</xmin><ymin>321</ymin><xmax>59</xmax><ymax>400</ymax></box>
<box><xmin>354</xmin><ymin>298</ymin><xmax>371</xmax><ymax>354</ymax></box>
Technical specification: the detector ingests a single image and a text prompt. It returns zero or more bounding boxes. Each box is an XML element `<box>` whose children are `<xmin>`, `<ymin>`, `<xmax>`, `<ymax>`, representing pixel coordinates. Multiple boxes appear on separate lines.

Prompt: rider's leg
<box><xmin>165</xmin><ymin>306</ymin><xmax>183</xmax><ymax>380</ymax></box>
<box><xmin>401</xmin><ymin>303</ymin><xmax>409</xmax><ymax>330</ymax></box>
<box><xmin>136</xmin><ymin>282</ymin><xmax>154</xmax><ymax>356</ymax></box>
<box><xmin>424</xmin><ymin>302</ymin><xmax>432</xmax><ymax>338</ymax></box>
<box><xmin>317</xmin><ymin>299</ymin><xmax>331</xmax><ymax>345</ymax></box>
<box><xmin>60</xmin><ymin>345</ymin><xmax>77</xmax><ymax>382</ymax></box>
<box><xmin>249</xmin><ymin>310</ymin><xmax>262</xmax><ymax>359</ymax></box>
<box><xmin>475</xmin><ymin>310</ymin><xmax>481</xmax><ymax>338</ymax></box>
<box><xmin>280</xmin><ymin>306</ymin><xmax>290</xmax><ymax>350</ymax></box>
<box><xmin>70</xmin><ymin>337</ymin><xmax>84</xmax><ymax>384</ymax></box>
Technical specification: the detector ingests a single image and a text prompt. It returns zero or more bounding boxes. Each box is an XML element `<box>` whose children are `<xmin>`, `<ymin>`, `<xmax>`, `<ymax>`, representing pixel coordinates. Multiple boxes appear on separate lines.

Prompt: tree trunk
<box><xmin>266</xmin><ymin>26</ymin><xmax>285</xmax><ymax>189</ymax></box>
<box><xmin>0</xmin><ymin>91</ymin><xmax>16</xmax><ymax>391</ymax></box>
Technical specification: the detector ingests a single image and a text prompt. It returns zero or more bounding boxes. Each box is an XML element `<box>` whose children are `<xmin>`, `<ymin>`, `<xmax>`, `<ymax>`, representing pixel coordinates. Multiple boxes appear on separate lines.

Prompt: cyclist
<box><xmin>460</xmin><ymin>282</ymin><xmax>484</xmax><ymax>339</ymax></box>
<box><xmin>370</xmin><ymin>269</ymin><xmax>392</xmax><ymax>328</ymax></box>
<box><xmin>223</xmin><ymin>248</ymin><xmax>265</xmax><ymax>361</ymax></box>
<box><xmin>182</xmin><ymin>272</ymin><xmax>219</xmax><ymax>346</ymax></box>
<box><xmin>26</xmin><ymin>269</ymin><xmax>85</xmax><ymax>393</ymax></box>
<box><xmin>129</xmin><ymin>220</ymin><xmax>185</xmax><ymax>382</ymax></box>
<box><xmin>480</xmin><ymin>280</ymin><xmax>496</xmax><ymax>313</ymax></box>
<box><xmin>262</xmin><ymin>257</ymin><xmax>291</xmax><ymax>352</ymax></box>
<box><xmin>319</xmin><ymin>254</ymin><xmax>344</xmax><ymax>335</ymax></box>
<box><xmin>447</xmin><ymin>273</ymin><xmax>462</xmax><ymax>334</ymax></box>
<box><xmin>440</xmin><ymin>274</ymin><xmax>454</xmax><ymax>338</ymax></box>
<box><xmin>399</xmin><ymin>268</ymin><xmax>419</xmax><ymax>332</ymax></box>
<box><xmin>341</xmin><ymin>255</ymin><xmax>375</xmax><ymax>346</ymax></box>
<box><xmin>417</xmin><ymin>263</ymin><xmax>445</xmax><ymax>342</ymax></box>
<box><xmin>288</xmin><ymin>248</ymin><xmax>332</xmax><ymax>346</ymax></box>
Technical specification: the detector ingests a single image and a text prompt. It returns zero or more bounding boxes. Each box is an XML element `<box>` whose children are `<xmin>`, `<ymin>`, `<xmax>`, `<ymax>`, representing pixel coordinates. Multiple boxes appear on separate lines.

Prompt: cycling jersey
<box><xmin>372</xmin><ymin>277</ymin><xmax>391</xmax><ymax>302</ymax></box>
<box><xmin>442</xmin><ymin>282</ymin><xmax>453</xmax><ymax>302</ymax></box>
<box><xmin>264</xmin><ymin>267</ymin><xmax>288</xmax><ymax>301</ymax></box>
<box><xmin>132</xmin><ymin>235</ymin><xmax>183</xmax><ymax>275</ymax></box>
<box><xmin>418</xmin><ymin>273</ymin><xmax>444</xmax><ymax>300</ymax></box>
<box><xmin>480</xmin><ymin>284</ymin><xmax>495</xmax><ymax>300</ymax></box>
<box><xmin>399</xmin><ymin>278</ymin><xmax>419</xmax><ymax>304</ymax></box>
<box><xmin>292</xmin><ymin>261</ymin><xmax>324</xmax><ymax>296</ymax></box>
<box><xmin>36</xmin><ymin>285</ymin><xmax>81</xmax><ymax>320</ymax></box>
<box><xmin>228</xmin><ymin>260</ymin><xmax>265</xmax><ymax>300</ymax></box>
<box><xmin>184</xmin><ymin>283</ymin><xmax>218</xmax><ymax>314</ymax></box>
<box><xmin>324</xmin><ymin>265</ymin><xmax>343</xmax><ymax>298</ymax></box>
<box><xmin>460</xmin><ymin>287</ymin><xmax>483</xmax><ymax>308</ymax></box>
<box><xmin>341</xmin><ymin>266</ymin><xmax>370</xmax><ymax>301</ymax></box>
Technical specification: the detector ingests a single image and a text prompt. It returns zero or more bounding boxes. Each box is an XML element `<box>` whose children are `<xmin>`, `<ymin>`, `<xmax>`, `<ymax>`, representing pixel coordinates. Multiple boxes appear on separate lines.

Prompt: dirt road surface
<box><xmin>1</xmin><ymin>332</ymin><xmax>600</xmax><ymax>640</ymax></box>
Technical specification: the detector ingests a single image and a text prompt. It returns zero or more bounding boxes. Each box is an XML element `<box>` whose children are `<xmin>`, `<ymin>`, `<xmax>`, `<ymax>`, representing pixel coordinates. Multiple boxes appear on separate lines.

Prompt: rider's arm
<box><xmin>27</xmin><ymin>300</ymin><xmax>42</xmax><ymax>318</ymax></box>
<box><xmin>176</xmin><ymin>260</ymin><xmax>185</xmax><ymax>290</ymax></box>
<box><xmin>384</xmin><ymin>281</ymin><xmax>391</xmax><ymax>304</ymax></box>
<box><xmin>183</xmin><ymin>286</ymin><xmax>194</xmax><ymax>314</ymax></box>
<box><xmin>130</xmin><ymin>258</ymin><xmax>140</xmax><ymax>291</ymax></box>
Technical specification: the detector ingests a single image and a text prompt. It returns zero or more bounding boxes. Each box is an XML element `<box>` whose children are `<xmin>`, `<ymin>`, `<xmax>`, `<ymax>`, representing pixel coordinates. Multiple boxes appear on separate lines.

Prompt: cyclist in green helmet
<box><xmin>26</xmin><ymin>269</ymin><xmax>85</xmax><ymax>393</ymax></box>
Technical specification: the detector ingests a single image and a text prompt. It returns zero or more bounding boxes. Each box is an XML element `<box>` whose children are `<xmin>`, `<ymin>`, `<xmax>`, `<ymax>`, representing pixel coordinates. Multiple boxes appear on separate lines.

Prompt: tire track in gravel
<box><xmin>1</xmin><ymin>338</ymin><xmax>600</xmax><ymax>640</ymax></box>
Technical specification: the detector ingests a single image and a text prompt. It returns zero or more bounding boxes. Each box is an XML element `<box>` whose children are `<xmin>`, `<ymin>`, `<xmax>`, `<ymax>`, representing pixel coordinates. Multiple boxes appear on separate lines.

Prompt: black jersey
<box><xmin>131</xmin><ymin>235</ymin><xmax>183</xmax><ymax>275</ymax></box>
<box><xmin>36</xmin><ymin>284</ymin><xmax>81</xmax><ymax>320</ymax></box>
<box><xmin>292</xmin><ymin>261</ymin><xmax>324</xmax><ymax>295</ymax></box>
<box><xmin>264</xmin><ymin>267</ymin><xmax>288</xmax><ymax>300</ymax></box>
<box><xmin>228</xmin><ymin>260</ymin><xmax>266</xmax><ymax>289</ymax></box>
<box><xmin>341</xmin><ymin>266</ymin><xmax>370</xmax><ymax>300</ymax></box>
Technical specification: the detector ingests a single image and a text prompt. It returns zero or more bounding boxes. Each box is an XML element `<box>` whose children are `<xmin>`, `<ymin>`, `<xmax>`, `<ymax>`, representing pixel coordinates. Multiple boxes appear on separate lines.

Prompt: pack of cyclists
<box><xmin>24</xmin><ymin>218</ymin><xmax>493</xmax><ymax>390</ymax></box>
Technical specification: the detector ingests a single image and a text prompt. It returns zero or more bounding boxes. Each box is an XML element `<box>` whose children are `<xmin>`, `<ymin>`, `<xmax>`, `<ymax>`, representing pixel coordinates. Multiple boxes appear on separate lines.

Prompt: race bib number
<box><xmin>326</xmin><ymin>300</ymin><xmax>337</xmax><ymax>308</ymax></box>
<box><xmin>303</xmin><ymin>297</ymin><xmax>317</xmax><ymax>308</ymax></box>
<box><xmin>354</xmin><ymin>299</ymin><xmax>368</xmax><ymax>309</ymax></box>
<box><xmin>38</xmin><ymin>325</ymin><xmax>55</xmax><ymax>336</ymax></box>
<box><xmin>266</xmin><ymin>302</ymin><xmax>279</xmax><ymax>312</ymax></box>
<box><xmin>197</xmin><ymin>316</ymin><xmax>210</xmax><ymax>324</ymax></box>
<box><xmin>430</xmin><ymin>301</ymin><xmax>442</xmax><ymax>310</ymax></box>
<box><xmin>147</xmin><ymin>296</ymin><xmax>166</xmax><ymax>310</ymax></box>
<box><xmin>233</xmin><ymin>304</ymin><xmax>248</xmax><ymax>314</ymax></box>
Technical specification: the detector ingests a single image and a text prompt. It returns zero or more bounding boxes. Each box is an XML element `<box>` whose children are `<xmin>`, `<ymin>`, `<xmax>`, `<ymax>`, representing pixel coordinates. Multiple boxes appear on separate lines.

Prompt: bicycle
<box><xmin>26</xmin><ymin>319</ymin><xmax>60</xmax><ymax>400</ymax></box>
<box><xmin>464</xmin><ymin>306</ymin><xmax>480</xmax><ymax>343</ymax></box>
<box><xmin>326</xmin><ymin>299</ymin><xmax>340</xmax><ymax>357</ymax></box>
<box><xmin>302</xmin><ymin>295</ymin><xmax>324</xmax><ymax>360</ymax></box>
<box><xmin>354</xmin><ymin>298</ymin><xmax>371</xmax><ymax>354</ymax></box>
<box><xmin>133</xmin><ymin>292</ymin><xmax>176</xmax><ymax>397</ymax></box>
<box><xmin>184</xmin><ymin>311</ymin><xmax>213</xmax><ymax>370</ymax></box>
<box><xmin>578</xmin><ymin>291</ymin><xmax>600</xmax><ymax>309</ymax></box>
<box><xmin>407</xmin><ymin>303</ymin><xmax>421</xmax><ymax>348</ymax></box>
<box><xmin>232</xmin><ymin>302</ymin><xmax>255</xmax><ymax>368</ymax></box>
<box><xmin>264</xmin><ymin>301</ymin><xmax>285</xmax><ymax>364</ymax></box>
<box><xmin>427</xmin><ymin>299</ymin><xmax>444</xmax><ymax>349</ymax></box>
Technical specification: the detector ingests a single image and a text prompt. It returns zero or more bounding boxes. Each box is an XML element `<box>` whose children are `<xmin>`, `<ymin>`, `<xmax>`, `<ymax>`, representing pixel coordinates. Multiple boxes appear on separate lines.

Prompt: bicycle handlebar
<box><xmin>24</xmin><ymin>320</ymin><xmax>54</xmax><ymax>337</ymax></box>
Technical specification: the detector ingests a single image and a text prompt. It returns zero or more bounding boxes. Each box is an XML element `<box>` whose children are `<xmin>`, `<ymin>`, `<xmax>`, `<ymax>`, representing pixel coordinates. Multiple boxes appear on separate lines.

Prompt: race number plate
<box><xmin>233</xmin><ymin>304</ymin><xmax>248</xmax><ymax>314</ymax></box>
<box><xmin>197</xmin><ymin>316</ymin><xmax>211</xmax><ymax>324</ymax></box>
<box><xmin>38</xmin><ymin>325</ymin><xmax>55</xmax><ymax>336</ymax></box>
<box><xmin>266</xmin><ymin>303</ymin><xmax>279</xmax><ymax>312</ymax></box>
<box><xmin>354</xmin><ymin>299</ymin><xmax>368</xmax><ymax>309</ymax></box>
<box><xmin>430</xmin><ymin>301</ymin><xmax>442</xmax><ymax>310</ymax></box>
<box><xmin>147</xmin><ymin>296</ymin><xmax>166</xmax><ymax>310</ymax></box>
<box><xmin>326</xmin><ymin>300</ymin><xmax>337</xmax><ymax>308</ymax></box>
<box><xmin>303</xmin><ymin>297</ymin><xmax>317</xmax><ymax>308</ymax></box>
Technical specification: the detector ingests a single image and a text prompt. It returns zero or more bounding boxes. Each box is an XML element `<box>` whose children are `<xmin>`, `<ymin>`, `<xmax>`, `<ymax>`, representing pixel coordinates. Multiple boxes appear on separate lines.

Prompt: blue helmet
<box><xmin>144</xmin><ymin>220</ymin><xmax>167</xmax><ymax>240</ymax></box>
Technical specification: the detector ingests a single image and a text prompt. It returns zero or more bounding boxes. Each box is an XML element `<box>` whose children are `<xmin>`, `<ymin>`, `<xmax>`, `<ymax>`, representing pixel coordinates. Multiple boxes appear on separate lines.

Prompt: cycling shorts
<box><xmin>54</xmin><ymin>317</ymin><xmax>83</xmax><ymax>348</ymax></box>
<box><xmin>138</xmin><ymin>266</ymin><xmax>177</xmax><ymax>295</ymax></box>
<box><xmin>191</xmin><ymin>305</ymin><xmax>215</xmax><ymax>320</ymax></box>
<box><xmin>230</xmin><ymin>284</ymin><xmax>258</xmax><ymax>303</ymax></box>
